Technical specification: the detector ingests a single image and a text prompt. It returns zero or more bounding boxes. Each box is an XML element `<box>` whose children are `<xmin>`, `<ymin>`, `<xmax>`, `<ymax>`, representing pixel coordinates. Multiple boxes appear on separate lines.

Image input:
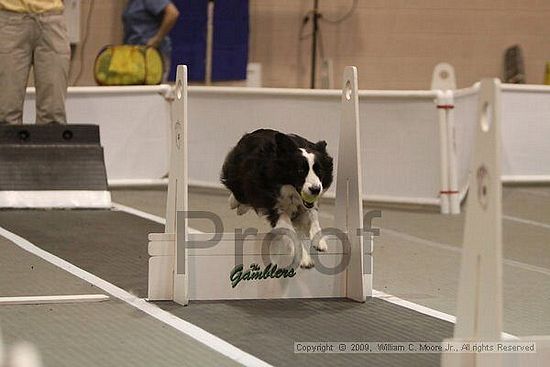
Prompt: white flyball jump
<box><xmin>442</xmin><ymin>79</ymin><xmax>550</xmax><ymax>367</ymax></box>
<box><xmin>148</xmin><ymin>65</ymin><xmax>372</xmax><ymax>305</ymax></box>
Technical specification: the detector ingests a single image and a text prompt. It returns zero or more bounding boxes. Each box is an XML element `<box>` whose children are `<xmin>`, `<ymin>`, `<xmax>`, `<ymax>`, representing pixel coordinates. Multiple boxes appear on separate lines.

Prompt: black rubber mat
<box><xmin>0</xmin><ymin>124</ymin><xmax>108</xmax><ymax>190</ymax></box>
<box><xmin>161</xmin><ymin>298</ymin><xmax>453</xmax><ymax>367</ymax></box>
<box><xmin>0</xmin><ymin>209</ymin><xmax>454</xmax><ymax>366</ymax></box>
<box><xmin>0</xmin><ymin>238</ymin><xmax>241</xmax><ymax>367</ymax></box>
<box><xmin>0</xmin><ymin>146</ymin><xmax>108</xmax><ymax>190</ymax></box>
<box><xmin>0</xmin><ymin>210</ymin><xmax>162</xmax><ymax>297</ymax></box>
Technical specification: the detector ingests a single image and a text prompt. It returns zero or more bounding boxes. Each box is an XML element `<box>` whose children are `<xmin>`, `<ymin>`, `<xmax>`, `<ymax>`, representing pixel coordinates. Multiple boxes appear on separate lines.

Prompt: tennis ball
<box><xmin>301</xmin><ymin>191</ymin><xmax>318</xmax><ymax>204</ymax></box>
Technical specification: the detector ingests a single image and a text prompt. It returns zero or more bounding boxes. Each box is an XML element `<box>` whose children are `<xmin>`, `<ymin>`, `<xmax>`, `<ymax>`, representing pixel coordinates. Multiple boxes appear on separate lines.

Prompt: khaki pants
<box><xmin>0</xmin><ymin>10</ymin><xmax>70</xmax><ymax>125</ymax></box>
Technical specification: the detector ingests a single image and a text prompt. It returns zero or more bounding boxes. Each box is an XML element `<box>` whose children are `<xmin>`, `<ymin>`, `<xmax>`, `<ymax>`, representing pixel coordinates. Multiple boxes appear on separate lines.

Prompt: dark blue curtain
<box><xmin>169</xmin><ymin>0</ymin><xmax>249</xmax><ymax>82</ymax></box>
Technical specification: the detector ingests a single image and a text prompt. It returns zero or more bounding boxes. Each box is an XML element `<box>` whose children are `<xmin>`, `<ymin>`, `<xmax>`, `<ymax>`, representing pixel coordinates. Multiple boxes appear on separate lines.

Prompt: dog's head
<box><xmin>275</xmin><ymin>133</ymin><xmax>334</xmax><ymax>207</ymax></box>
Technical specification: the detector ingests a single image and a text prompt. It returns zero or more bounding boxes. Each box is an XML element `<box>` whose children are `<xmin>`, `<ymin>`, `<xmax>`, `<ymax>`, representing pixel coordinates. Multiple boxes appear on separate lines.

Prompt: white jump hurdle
<box><xmin>148</xmin><ymin>65</ymin><xmax>372</xmax><ymax>305</ymax></box>
<box><xmin>442</xmin><ymin>79</ymin><xmax>550</xmax><ymax>366</ymax></box>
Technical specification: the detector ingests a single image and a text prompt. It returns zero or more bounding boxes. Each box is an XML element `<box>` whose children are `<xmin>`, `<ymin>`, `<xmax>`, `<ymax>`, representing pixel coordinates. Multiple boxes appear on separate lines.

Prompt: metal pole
<box><xmin>310</xmin><ymin>0</ymin><xmax>319</xmax><ymax>89</ymax></box>
<box><xmin>205</xmin><ymin>0</ymin><xmax>215</xmax><ymax>85</ymax></box>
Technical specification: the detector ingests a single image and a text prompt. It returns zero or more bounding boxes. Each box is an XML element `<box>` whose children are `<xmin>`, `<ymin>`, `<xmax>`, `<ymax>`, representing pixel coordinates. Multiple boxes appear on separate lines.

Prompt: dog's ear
<box><xmin>315</xmin><ymin>140</ymin><xmax>327</xmax><ymax>152</ymax></box>
<box><xmin>275</xmin><ymin>133</ymin><xmax>297</xmax><ymax>154</ymax></box>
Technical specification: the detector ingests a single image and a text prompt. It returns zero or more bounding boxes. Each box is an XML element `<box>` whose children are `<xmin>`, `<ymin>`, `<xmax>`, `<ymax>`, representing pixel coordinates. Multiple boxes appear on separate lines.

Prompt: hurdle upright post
<box><xmin>147</xmin><ymin>65</ymin><xmax>189</xmax><ymax>302</ymax></box>
<box><xmin>442</xmin><ymin>78</ymin><xmax>550</xmax><ymax>366</ymax></box>
<box><xmin>456</xmin><ymin>78</ymin><xmax>503</xmax><ymax>341</ymax></box>
<box><xmin>444</xmin><ymin>78</ymin><xmax>503</xmax><ymax>367</ymax></box>
<box><xmin>335</xmin><ymin>66</ymin><xmax>370</xmax><ymax>301</ymax></box>
<box><xmin>171</xmin><ymin>66</ymin><xmax>190</xmax><ymax>306</ymax></box>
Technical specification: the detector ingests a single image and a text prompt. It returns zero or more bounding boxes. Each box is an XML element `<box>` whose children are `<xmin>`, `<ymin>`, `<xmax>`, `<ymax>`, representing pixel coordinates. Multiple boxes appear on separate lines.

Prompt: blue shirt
<box><xmin>123</xmin><ymin>0</ymin><xmax>172</xmax><ymax>57</ymax></box>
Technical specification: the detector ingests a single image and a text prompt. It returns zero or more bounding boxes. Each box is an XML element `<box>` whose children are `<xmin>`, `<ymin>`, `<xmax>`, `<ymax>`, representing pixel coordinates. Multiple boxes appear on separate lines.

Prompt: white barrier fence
<box><xmin>444</xmin><ymin>82</ymin><xmax>550</xmax><ymax>214</ymax></box>
<box><xmin>22</xmin><ymin>69</ymin><xmax>550</xmax><ymax>214</ymax></box>
<box><xmin>23</xmin><ymin>85</ymin><xmax>444</xmax><ymax>208</ymax></box>
<box><xmin>23</xmin><ymin>86</ymin><xmax>173</xmax><ymax>184</ymax></box>
<box><xmin>501</xmin><ymin>84</ymin><xmax>550</xmax><ymax>183</ymax></box>
<box><xmin>188</xmin><ymin>87</ymin><xmax>442</xmax><ymax>207</ymax></box>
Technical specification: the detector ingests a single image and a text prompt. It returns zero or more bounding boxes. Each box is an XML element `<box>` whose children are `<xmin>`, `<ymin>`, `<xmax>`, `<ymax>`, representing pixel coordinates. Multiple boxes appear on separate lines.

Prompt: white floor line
<box><xmin>511</xmin><ymin>188</ymin><xmax>550</xmax><ymax>198</ymax></box>
<box><xmin>382</xmin><ymin>228</ymin><xmax>550</xmax><ymax>278</ymax></box>
<box><xmin>372</xmin><ymin>290</ymin><xmax>517</xmax><ymax>340</ymax></box>
<box><xmin>503</xmin><ymin>214</ymin><xmax>550</xmax><ymax>231</ymax></box>
<box><xmin>111</xmin><ymin>204</ymin><xmax>526</xmax><ymax>340</ymax></box>
<box><xmin>0</xmin><ymin>226</ymin><xmax>271</xmax><ymax>367</ymax></box>
<box><xmin>372</xmin><ymin>289</ymin><xmax>456</xmax><ymax>324</ymax></box>
<box><xmin>0</xmin><ymin>294</ymin><xmax>109</xmax><ymax>305</ymax></box>
<box><xmin>317</xmin><ymin>210</ymin><xmax>525</xmax><ymax>339</ymax></box>
<box><xmin>111</xmin><ymin>202</ymin><xmax>202</xmax><ymax>234</ymax></box>
<box><xmin>111</xmin><ymin>202</ymin><xmax>166</xmax><ymax>225</ymax></box>
<box><xmin>322</xmin><ymin>210</ymin><xmax>550</xmax><ymax>277</ymax></box>
<box><xmin>115</xmin><ymin>204</ymin><xmax>483</xmax><ymax>334</ymax></box>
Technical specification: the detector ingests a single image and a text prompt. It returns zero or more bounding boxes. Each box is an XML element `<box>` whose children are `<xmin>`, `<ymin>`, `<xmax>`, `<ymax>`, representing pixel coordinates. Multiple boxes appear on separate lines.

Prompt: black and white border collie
<box><xmin>221</xmin><ymin>129</ymin><xmax>334</xmax><ymax>268</ymax></box>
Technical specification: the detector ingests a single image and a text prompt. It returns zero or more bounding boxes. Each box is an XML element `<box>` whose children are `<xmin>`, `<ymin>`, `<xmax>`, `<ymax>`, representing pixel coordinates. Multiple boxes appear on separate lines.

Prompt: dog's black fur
<box><xmin>221</xmin><ymin>129</ymin><xmax>333</xmax><ymax>227</ymax></box>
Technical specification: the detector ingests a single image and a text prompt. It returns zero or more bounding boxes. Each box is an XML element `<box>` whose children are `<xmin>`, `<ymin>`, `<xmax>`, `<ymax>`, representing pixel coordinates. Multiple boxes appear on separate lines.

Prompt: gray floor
<box><xmin>0</xmin><ymin>237</ymin><xmax>241</xmax><ymax>367</ymax></box>
<box><xmin>112</xmin><ymin>186</ymin><xmax>550</xmax><ymax>336</ymax></box>
<box><xmin>161</xmin><ymin>298</ymin><xmax>452</xmax><ymax>367</ymax></box>
<box><xmin>0</xmin><ymin>208</ymin><xmax>454</xmax><ymax>367</ymax></box>
<box><xmin>0</xmin><ymin>185</ymin><xmax>548</xmax><ymax>367</ymax></box>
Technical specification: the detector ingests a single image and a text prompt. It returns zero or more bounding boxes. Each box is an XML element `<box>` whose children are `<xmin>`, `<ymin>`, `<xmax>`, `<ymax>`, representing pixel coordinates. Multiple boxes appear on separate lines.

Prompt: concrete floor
<box><xmin>111</xmin><ymin>185</ymin><xmax>550</xmax><ymax>337</ymax></box>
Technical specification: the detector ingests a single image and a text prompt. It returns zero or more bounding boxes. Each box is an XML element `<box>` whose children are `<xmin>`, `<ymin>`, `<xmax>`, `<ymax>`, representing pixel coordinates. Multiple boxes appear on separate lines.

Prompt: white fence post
<box><xmin>432</xmin><ymin>63</ymin><xmax>459</xmax><ymax>214</ymax></box>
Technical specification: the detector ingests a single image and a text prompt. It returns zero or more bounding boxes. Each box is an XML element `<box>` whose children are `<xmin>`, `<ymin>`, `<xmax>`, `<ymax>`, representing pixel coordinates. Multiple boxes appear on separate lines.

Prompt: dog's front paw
<box><xmin>299</xmin><ymin>256</ymin><xmax>315</xmax><ymax>269</ymax></box>
<box><xmin>299</xmin><ymin>246</ymin><xmax>315</xmax><ymax>268</ymax></box>
<box><xmin>313</xmin><ymin>237</ymin><xmax>328</xmax><ymax>252</ymax></box>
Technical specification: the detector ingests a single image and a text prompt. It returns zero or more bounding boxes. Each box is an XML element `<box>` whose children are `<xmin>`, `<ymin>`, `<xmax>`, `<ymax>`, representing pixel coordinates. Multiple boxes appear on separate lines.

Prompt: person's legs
<box><xmin>0</xmin><ymin>11</ymin><xmax>34</xmax><ymax>125</ymax></box>
<box><xmin>33</xmin><ymin>12</ymin><xmax>70</xmax><ymax>124</ymax></box>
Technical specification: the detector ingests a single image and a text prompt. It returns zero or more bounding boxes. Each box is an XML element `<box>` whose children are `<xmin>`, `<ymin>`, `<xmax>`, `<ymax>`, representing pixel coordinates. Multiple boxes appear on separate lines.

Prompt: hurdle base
<box><xmin>148</xmin><ymin>232</ymin><xmax>372</xmax><ymax>303</ymax></box>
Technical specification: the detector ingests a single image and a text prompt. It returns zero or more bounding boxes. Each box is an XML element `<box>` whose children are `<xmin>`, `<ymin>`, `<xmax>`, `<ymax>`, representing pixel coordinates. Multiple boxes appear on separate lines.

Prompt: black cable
<box><xmin>73</xmin><ymin>0</ymin><xmax>94</xmax><ymax>85</ymax></box>
<box><xmin>310</xmin><ymin>0</ymin><xmax>319</xmax><ymax>88</ymax></box>
<box><xmin>299</xmin><ymin>11</ymin><xmax>314</xmax><ymax>40</ymax></box>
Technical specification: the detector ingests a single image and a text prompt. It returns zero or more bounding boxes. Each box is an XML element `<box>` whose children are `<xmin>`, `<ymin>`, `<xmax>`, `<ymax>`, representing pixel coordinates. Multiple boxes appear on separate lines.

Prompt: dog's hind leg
<box><xmin>228</xmin><ymin>193</ymin><xmax>251</xmax><ymax>215</ymax></box>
